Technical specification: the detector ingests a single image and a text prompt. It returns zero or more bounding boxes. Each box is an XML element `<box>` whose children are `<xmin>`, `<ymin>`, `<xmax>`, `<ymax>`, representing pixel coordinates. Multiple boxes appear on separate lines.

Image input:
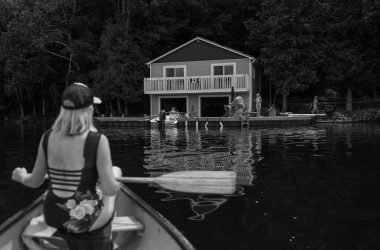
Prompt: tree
<box><xmin>245</xmin><ymin>0</ymin><xmax>328</xmax><ymax>112</ymax></box>
<box><xmin>1</xmin><ymin>0</ymin><xmax>112</xmax><ymax>118</ymax></box>
<box><xmin>323</xmin><ymin>0</ymin><xmax>380</xmax><ymax>111</ymax></box>
<box><xmin>94</xmin><ymin>0</ymin><xmax>147</xmax><ymax>116</ymax></box>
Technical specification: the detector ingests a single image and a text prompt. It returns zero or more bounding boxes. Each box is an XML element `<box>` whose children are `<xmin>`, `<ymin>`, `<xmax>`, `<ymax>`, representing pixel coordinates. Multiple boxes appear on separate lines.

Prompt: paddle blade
<box><xmin>157</xmin><ymin>171</ymin><xmax>237</xmax><ymax>180</ymax></box>
<box><xmin>154</xmin><ymin>182</ymin><xmax>236</xmax><ymax>195</ymax></box>
<box><xmin>154</xmin><ymin>171</ymin><xmax>237</xmax><ymax>194</ymax></box>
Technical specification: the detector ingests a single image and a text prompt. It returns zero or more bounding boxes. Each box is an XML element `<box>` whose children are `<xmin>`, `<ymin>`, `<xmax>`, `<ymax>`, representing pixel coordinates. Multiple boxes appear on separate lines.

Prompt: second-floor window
<box><xmin>211</xmin><ymin>63</ymin><xmax>236</xmax><ymax>89</ymax></box>
<box><xmin>163</xmin><ymin>66</ymin><xmax>186</xmax><ymax>90</ymax></box>
<box><xmin>212</xmin><ymin>64</ymin><xmax>235</xmax><ymax>76</ymax></box>
<box><xmin>164</xmin><ymin>66</ymin><xmax>185</xmax><ymax>78</ymax></box>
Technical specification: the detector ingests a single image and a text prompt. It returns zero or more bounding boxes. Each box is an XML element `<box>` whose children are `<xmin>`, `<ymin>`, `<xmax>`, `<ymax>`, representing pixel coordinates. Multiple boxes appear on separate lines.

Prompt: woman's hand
<box><xmin>12</xmin><ymin>167</ymin><xmax>28</xmax><ymax>184</ymax></box>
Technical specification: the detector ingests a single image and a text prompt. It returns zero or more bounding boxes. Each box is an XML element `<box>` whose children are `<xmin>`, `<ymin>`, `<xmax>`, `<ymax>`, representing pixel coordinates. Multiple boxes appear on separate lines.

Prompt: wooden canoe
<box><xmin>0</xmin><ymin>186</ymin><xmax>195</xmax><ymax>250</ymax></box>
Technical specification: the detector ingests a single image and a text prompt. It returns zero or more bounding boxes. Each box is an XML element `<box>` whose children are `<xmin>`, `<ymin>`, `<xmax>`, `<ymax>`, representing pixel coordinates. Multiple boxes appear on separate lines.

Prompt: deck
<box><xmin>94</xmin><ymin>115</ymin><xmax>315</xmax><ymax>128</ymax></box>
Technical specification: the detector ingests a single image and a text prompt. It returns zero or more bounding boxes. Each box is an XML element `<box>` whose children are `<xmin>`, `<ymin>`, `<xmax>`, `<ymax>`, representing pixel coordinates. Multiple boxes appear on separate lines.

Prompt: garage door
<box><xmin>200</xmin><ymin>97</ymin><xmax>229</xmax><ymax>117</ymax></box>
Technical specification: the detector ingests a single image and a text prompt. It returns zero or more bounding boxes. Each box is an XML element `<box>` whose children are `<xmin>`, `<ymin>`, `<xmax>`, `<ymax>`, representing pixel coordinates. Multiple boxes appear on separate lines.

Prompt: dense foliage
<box><xmin>0</xmin><ymin>0</ymin><xmax>379</xmax><ymax>118</ymax></box>
<box><xmin>246</xmin><ymin>0</ymin><xmax>380</xmax><ymax>111</ymax></box>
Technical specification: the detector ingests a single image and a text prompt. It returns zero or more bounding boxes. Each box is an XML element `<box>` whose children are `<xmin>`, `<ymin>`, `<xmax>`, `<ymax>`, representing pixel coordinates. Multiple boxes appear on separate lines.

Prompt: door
<box><xmin>160</xmin><ymin>98</ymin><xmax>187</xmax><ymax>114</ymax></box>
<box><xmin>200</xmin><ymin>97</ymin><xmax>229</xmax><ymax>117</ymax></box>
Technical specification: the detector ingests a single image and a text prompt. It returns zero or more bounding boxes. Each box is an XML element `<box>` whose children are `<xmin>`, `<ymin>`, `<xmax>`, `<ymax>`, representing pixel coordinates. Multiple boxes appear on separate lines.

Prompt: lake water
<box><xmin>1</xmin><ymin>121</ymin><xmax>380</xmax><ymax>250</ymax></box>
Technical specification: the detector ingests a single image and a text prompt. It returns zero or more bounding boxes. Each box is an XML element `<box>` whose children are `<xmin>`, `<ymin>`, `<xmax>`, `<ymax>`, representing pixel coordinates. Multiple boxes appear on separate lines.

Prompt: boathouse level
<box><xmin>144</xmin><ymin>37</ymin><xmax>259</xmax><ymax>117</ymax></box>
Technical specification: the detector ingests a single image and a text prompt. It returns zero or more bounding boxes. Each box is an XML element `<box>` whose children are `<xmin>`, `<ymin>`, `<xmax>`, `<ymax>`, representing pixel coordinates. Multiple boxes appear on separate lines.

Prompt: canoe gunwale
<box><xmin>0</xmin><ymin>187</ymin><xmax>195</xmax><ymax>250</ymax></box>
<box><xmin>121</xmin><ymin>186</ymin><xmax>195</xmax><ymax>250</ymax></box>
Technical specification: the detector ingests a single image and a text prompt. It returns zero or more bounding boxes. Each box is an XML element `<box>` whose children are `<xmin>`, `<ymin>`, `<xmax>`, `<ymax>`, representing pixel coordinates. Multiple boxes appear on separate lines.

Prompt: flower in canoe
<box><xmin>57</xmin><ymin>190</ymin><xmax>103</xmax><ymax>233</ymax></box>
<box><xmin>66</xmin><ymin>199</ymin><xmax>76</xmax><ymax>209</ymax></box>
<box><xmin>69</xmin><ymin>205</ymin><xmax>87</xmax><ymax>220</ymax></box>
<box><xmin>80</xmin><ymin>200</ymin><xmax>97</xmax><ymax>215</ymax></box>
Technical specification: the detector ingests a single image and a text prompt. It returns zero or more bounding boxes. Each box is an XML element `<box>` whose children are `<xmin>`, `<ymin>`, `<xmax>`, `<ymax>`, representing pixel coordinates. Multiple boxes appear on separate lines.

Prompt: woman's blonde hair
<box><xmin>52</xmin><ymin>105</ymin><xmax>97</xmax><ymax>135</ymax></box>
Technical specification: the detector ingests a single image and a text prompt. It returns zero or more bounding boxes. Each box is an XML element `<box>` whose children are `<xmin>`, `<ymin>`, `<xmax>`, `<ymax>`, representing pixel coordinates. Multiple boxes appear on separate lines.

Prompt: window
<box><xmin>211</xmin><ymin>63</ymin><xmax>236</xmax><ymax>89</ymax></box>
<box><xmin>164</xmin><ymin>66</ymin><xmax>185</xmax><ymax>77</ymax></box>
<box><xmin>163</xmin><ymin>66</ymin><xmax>186</xmax><ymax>90</ymax></box>
<box><xmin>212</xmin><ymin>64</ymin><xmax>235</xmax><ymax>76</ymax></box>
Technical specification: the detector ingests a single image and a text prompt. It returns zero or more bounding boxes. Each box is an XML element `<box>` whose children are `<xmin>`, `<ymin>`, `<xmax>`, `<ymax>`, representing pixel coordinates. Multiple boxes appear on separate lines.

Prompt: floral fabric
<box><xmin>56</xmin><ymin>189</ymin><xmax>103</xmax><ymax>234</ymax></box>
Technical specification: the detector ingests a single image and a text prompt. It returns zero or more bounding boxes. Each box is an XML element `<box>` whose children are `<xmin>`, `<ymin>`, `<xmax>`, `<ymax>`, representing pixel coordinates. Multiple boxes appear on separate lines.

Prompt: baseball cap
<box><xmin>61</xmin><ymin>82</ymin><xmax>102</xmax><ymax>110</ymax></box>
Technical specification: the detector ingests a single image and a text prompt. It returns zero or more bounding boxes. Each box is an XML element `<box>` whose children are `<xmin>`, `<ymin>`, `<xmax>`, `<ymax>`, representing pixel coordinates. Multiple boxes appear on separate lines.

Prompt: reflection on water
<box><xmin>2</xmin><ymin>122</ymin><xmax>380</xmax><ymax>250</ymax></box>
<box><xmin>143</xmin><ymin>127</ymin><xmax>258</xmax><ymax>220</ymax></box>
<box><xmin>157</xmin><ymin>186</ymin><xmax>245</xmax><ymax>221</ymax></box>
<box><xmin>146</xmin><ymin>128</ymin><xmax>257</xmax><ymax>186</ymax></box>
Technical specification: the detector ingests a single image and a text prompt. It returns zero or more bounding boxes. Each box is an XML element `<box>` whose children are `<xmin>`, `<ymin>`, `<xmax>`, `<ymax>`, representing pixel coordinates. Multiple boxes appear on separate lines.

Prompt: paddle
<box><xmin>116</xmin><ymin>171</ymin><xmax>237</xmax><ymax>195</ymax></box>
<box><xmin>45</xmin><ymin>171</ymin><xmax>237</xmax><ymax>195</ymax></box>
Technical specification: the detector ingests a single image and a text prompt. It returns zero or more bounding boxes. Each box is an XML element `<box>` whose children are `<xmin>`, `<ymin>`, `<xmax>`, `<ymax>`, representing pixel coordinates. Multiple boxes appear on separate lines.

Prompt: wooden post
<box><xmin>269</xmin><ymin>79</ymin><xmax>272</xmax><ymax>105</ymax></box>
<box><xmin>346</xmin><ymin>87</ymin><xmax>352</xmax><ymax>111</ymax></box>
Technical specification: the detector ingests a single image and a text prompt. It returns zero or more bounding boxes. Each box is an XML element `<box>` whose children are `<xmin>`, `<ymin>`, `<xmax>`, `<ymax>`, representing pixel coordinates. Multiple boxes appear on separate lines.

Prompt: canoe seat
<box><xmin>22</xmin><ymin>215</ymin><xmax>144</xmax><ymax>249</ymax></box>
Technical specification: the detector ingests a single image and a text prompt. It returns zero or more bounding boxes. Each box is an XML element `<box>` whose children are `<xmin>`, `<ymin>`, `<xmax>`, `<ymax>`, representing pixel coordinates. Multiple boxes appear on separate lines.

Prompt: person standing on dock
<box><xmin>158</xmin><ymin>108</ymin><xmax>166</xmax><ymax>128</ymax></box>
<box><xmin>12</xmin><ymin>82</ymin><xmax>122</xmax><ymax>250</ymax></box>
<box><xmin>255</xmin><ymin>93</ymin><xmax>262</xmax><ymax>117</ymax></box>
<box><xmin>311</xmin><ymin>96</ymin><xmax>319</xmax><ymax>114</ymax></box>
<box><xmin>189</xmin><ymin>105</ymin><xmax>198</xmax><ymax>118</ymax></box>
<box><xmin>169</xmin><ymin>107</ymin><xmax>179</xmax><ymax>121</ymax></box>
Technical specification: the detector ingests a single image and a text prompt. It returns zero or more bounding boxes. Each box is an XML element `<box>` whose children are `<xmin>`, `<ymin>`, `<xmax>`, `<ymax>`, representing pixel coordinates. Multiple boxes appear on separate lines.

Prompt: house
<box><xmin>144</xmin><ymin>37</ymin><xmax>260</xmax><ymax>117</ymax></box>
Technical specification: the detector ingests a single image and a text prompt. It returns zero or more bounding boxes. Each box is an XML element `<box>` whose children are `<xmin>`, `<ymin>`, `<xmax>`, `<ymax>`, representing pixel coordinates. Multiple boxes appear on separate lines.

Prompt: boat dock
<box><xmin>94</xmin><ymin>115</ymin><xmax>316</xmax><ymax>128</ymax></box>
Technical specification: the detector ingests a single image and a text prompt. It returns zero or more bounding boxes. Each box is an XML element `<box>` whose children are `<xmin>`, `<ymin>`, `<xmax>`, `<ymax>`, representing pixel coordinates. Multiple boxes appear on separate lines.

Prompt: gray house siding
<box><xmin>149</xmin><ymin>58</ymin><xmax>255</xmax><ymax>116</ymax></box>
<box><xmin>154</xmin><ymin>40</ymin><xmax>246</xmax><ymax>63</ymax></box>
<box><xmin>150</xmin><ymin>58</ymin><xmax>251</xmax><ymax>78</ymax></box>
<box><xmin>146</xmin><ymin>37</ymin><xmax>258</xmax><ymax>116</ymax></box>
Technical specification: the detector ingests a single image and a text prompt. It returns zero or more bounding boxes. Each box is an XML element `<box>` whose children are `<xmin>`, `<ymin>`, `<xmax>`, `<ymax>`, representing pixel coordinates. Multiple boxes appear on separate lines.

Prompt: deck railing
<box><xmin>144</xmin><ymin>74</ymin><xmax>249</xmax><ymax>94</ymax></box>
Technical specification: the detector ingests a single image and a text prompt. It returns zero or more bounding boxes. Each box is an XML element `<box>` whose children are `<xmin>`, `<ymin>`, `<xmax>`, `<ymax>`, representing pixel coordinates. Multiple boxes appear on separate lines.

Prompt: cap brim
<box><xmin>94</xmin><ymin>97</ymin><xmax>102</xmax><ymax>104</ymax></box>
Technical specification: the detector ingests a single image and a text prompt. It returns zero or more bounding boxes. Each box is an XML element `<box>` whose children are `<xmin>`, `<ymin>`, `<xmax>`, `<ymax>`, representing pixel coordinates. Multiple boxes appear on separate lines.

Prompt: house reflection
<box><xmin>143</xmin><ymin>127</ymin><xmax>260</xmax><ymax>219</ymax></box>
<box><xmin>155</xmin><ymin>188</ymin><xmax>245</xmax><ymax>221</ymax></box>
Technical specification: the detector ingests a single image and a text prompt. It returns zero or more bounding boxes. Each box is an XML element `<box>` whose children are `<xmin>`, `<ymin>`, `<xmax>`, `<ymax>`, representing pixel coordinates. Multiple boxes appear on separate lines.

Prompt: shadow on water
<box><xmin>1</xmin><ymin>122</ymin><xmax>380</xmax><ymax>250</ymax></box>
<box><xmin>0</xmin><ymin>121</ymin><xmax>50</xmax><ymax>223</ymax></box>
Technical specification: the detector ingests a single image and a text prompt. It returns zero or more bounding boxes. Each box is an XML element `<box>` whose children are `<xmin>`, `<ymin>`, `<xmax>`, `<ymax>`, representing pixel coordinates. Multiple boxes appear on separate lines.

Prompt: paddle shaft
<box><xmin>116</xmin><ymin>177</ymin><xmax>154</xmax><ymax>184</ymax></box>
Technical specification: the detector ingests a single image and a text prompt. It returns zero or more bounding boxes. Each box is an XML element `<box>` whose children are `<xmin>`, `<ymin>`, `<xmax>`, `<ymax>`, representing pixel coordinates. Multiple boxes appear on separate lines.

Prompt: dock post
<box><xmin>205</xmin><ymin>118</ymin><xmax>208</xmax><ymax>129</ymax></box>
<box><xmin>196</xmin><ymin>118</ymin><xmax>199</xmax><ymax>132</ymax></box>
<box><xmin>185</xmin><ymin>118</ymin><xmax>188</xmax><ymax>128</ymax></box>
<box><xmin>219</xmin><ymin>118</ymin><xmax>223</xmax><ymax>128</ymax></box>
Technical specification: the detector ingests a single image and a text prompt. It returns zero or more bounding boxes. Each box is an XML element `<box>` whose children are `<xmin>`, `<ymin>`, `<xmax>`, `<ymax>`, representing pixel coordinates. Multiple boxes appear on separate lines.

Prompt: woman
<box><xmin>12</xmin><ymin>82</ymin><xmax>122</xmax><ymax>250</ymax></box>
<box><xmin>255</xmin><ymin>93</ymin><xmax>262</xmax><ymax>117</ymax></box>
<box><xmin>312</xmin><ymin>96</ymin><xmax>319</xmax><ymax>114</ymax></box>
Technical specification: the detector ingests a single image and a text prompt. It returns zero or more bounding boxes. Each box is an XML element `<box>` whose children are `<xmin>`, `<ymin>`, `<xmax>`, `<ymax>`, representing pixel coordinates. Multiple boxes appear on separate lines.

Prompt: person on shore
<box><xmin>255</xmin><ymin>93</ymin><xmax>262</xmax><ymax>117</ymax></box>
<box><xmin>158</xmin><ymin>108</ymin><xmax>166</xmax><ymax>128</ymax></box>
<box><xmin>268</xmin><ymin>104</ymin><xmax>277</xmax><ymax>116</ymax></box>
<box><xmin>169</xmin><ymin>107</ymin><xmax>179</xmax><ymax>121</ymax></box>
<box><xmin>12</xmin><ymin>82</ymin><xmax>122</xmax><ymax>250</ymax></box>
<box><xmin>189</xmin><ymin>106</ymin><xmax>198</xmax><ymax>118</ymax></box>
<box><xmin>311</xmin><ymin>96</ymin><xmax>319</xmax><ymax>114</ymax></box>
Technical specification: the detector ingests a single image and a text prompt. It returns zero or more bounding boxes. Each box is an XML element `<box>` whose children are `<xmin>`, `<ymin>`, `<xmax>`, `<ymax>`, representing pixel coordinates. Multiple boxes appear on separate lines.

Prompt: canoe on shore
<box><xmin>0</xmin><ymin>186</ymin><xmax>195</xmax><ymax>250</ymax></box>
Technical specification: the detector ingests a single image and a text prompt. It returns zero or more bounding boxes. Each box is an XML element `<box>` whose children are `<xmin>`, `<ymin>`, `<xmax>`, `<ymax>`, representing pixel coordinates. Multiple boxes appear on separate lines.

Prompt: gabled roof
<box><xmin>147</xmin><ymin>37</ymin><xmax>255</xmax><ymax>65</ymax></box>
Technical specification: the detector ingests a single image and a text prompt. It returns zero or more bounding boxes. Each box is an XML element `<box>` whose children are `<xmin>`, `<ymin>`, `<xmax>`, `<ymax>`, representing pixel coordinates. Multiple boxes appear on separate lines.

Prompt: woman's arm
<box><xmin>12</xmin><ymin>135</ymin><xmax>47</xmax><ymax>188</ymax></box>
<box><xmin>96</xmin><ymin>135</ymin><xmax>121</xmax><ymax>196</ymax></box>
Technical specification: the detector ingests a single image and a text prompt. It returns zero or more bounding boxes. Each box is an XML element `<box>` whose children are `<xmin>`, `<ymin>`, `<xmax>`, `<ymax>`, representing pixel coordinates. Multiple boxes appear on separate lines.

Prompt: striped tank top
<box><xmin>42</xmin><ymin>129</ymin><xmax>102</xmax><ymax>233</ymax></box>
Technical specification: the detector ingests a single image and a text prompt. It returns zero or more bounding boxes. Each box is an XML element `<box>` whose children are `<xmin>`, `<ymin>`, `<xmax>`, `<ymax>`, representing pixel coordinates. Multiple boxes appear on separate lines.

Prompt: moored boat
<box><xmin>150</xmin><ymin>116</ymin><xmax>178</xmax><ymax>127</ymax></box>
<box><xmin>0</xmin><ymin>186</ymin><xmax>195</xmax><ymax>250</ymax></box>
